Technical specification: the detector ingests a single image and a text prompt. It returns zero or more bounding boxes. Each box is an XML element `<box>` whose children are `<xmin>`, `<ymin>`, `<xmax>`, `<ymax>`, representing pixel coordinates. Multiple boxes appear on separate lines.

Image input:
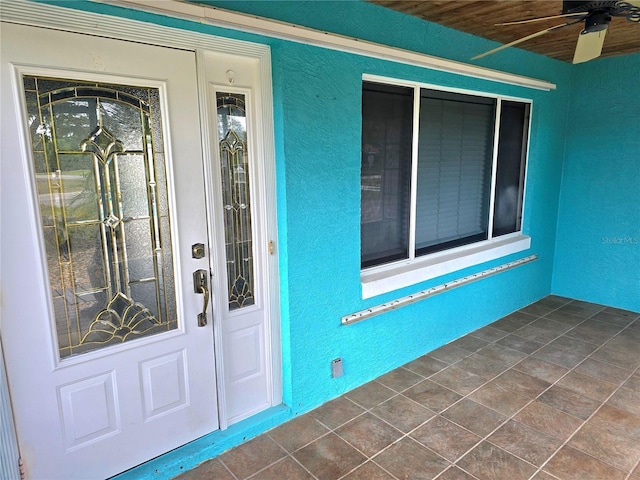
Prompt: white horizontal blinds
<box><xmin>361</xmin><ymin>82</ymin><xmax>414</xmax><ymax>268</ymax></box>
<box><xmin>415</xmin><ymin>90</ymin><xmax>496</xmax><ymax>255</ymax></box>
<box><xmin>493</xmin><ymin>101</ymin><xmax>530</xmax><ymax>237</ymax></box>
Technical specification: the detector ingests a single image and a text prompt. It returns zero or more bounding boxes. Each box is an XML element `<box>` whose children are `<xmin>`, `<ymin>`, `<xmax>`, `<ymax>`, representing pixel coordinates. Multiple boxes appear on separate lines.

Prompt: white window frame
<box><xmin>361</xmin><ymin>74</ymin><xmax>533</xmax><ymax>299</ymax></box>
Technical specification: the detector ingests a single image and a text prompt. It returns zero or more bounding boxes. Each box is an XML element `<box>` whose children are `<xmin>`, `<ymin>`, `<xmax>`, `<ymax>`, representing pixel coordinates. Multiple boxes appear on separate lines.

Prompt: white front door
<box><xmin>1</xmin><ymin>23</ymin><xmax>219</xmax><ymax>479</ymax></box>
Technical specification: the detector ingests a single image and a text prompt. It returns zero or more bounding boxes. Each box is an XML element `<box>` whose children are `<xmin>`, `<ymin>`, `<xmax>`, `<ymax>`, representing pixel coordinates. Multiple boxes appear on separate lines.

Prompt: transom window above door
<box><xmin>361</xmin><ymin>77</ymin><xmax>532</xmax><ymax>297</ymax></box>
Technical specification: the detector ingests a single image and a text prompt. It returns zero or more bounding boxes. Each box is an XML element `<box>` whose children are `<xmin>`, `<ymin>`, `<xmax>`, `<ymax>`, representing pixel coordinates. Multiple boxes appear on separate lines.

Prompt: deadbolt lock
<box><xmin>191</xmin><ymin>243</ymin><xmax>205</xmax><ymax>259</ymax></box>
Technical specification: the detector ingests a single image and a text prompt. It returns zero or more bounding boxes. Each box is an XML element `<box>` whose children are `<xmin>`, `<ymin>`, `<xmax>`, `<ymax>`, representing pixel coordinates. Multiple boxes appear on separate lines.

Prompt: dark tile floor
<box><xmin>177</xmin><ymin>296</ymin><xmax>640</xmax><ymax>480</ymax></box>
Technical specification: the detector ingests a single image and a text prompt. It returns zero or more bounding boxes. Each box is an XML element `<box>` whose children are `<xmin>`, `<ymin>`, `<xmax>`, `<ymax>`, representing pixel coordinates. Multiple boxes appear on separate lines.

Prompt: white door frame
<box><xmin>1</xmin><ymin>0</ymin><xmax>281</xmax><ymax>441</ymax></box>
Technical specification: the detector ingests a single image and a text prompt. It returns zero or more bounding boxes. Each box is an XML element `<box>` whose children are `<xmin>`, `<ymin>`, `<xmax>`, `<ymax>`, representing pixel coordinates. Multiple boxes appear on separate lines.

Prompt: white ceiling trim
<box><xmin>96</xmin><ymin>0</ymin><xmax>557</xmax><ymax>91</ymax></box>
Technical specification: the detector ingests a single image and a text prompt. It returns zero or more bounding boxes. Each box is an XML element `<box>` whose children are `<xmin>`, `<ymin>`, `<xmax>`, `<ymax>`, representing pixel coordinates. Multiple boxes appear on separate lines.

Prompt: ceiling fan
<box><xmin>472</xmin><ymin>0</ymin><xmax>640</xmax><ymax>63</ymax></box>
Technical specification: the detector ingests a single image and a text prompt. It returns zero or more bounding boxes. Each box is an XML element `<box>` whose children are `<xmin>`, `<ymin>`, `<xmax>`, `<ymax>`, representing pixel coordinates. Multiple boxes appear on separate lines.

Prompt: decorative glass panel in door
<box><xmin>24</xmin><ymin>76</ymin><xmax>176</xmax><ymax>358</ymax></box>
<box><xmin>217</xmin><ymin>92</ymin><xmax>255</xmax><ymax>310</ymax></box>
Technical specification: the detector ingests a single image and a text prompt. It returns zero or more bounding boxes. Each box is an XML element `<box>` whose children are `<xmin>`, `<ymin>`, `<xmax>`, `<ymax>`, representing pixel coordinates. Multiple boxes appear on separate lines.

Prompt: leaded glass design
<box><xmin>217</xmin><ymin>93</ymin><xmax>255</xmax><ymax>310</ymax></box>
<box><xmin>23</xmin><ymin>76</ymin><xmax>177</xmax><ymax>358</ymax></box>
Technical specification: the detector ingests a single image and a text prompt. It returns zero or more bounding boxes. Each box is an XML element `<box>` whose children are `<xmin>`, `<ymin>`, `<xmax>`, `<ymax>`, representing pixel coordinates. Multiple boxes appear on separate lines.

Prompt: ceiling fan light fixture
<box><xmin>583</xmin><ymin>10</ymin><xmax>612</xmax><ymax>32</ymax></box>
<box><xmin>471</xmin><ymin>0</ymin><xmax>638</xmax><ymax>62</ymax></box>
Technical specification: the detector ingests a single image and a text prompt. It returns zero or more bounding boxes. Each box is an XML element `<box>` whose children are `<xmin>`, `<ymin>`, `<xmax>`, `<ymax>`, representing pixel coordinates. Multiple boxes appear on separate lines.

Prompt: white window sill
<box><xmin>361</xmin><ymin>233</ymin><xmax>531</xmax><ymax>299</ymax></box>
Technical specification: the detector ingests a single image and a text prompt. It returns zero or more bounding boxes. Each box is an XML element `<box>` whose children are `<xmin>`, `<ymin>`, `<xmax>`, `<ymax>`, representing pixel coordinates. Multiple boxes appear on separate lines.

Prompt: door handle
<box><xmin>193</xmin><ymin>269</ymin><xmax>210</xmax><ymax>327</ymax></box>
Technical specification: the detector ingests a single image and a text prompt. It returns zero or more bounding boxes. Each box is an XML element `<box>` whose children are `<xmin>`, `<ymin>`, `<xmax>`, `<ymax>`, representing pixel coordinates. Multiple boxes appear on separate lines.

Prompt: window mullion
<box><xmin>487</xmin><ymin>98</ymin><xmax>502</xmax><ymax>240</ymax></box>
<box><xmin>408</xmin><ymin>85</ymin><xmax>421</xmax><ymax>260</ymax></box>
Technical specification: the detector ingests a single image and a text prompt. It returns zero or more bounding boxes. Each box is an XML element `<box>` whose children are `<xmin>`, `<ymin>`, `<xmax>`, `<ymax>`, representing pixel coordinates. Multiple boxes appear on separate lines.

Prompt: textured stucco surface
<box><xmin>271</xmin><ymin>39</ymin><xmax>571</xmax><ymax>411</ymax></box>
<box><xmin>31</xmin><ymin>1</ymin><xmax>579</xmax><ymax>478</ymax></box>
<box><xmin>552</xmin><ymin>53</ymin><xmax>640</xmax><ymax>311</ymax></box>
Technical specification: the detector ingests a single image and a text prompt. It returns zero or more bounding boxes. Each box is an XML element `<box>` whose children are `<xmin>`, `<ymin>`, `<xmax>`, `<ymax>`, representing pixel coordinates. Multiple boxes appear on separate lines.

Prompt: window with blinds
<box><xmin>361</xmin><ymin>82</ymin><xmax>413</xmax><ymax>268</ymax></box>
<box><xmin>361</xmin><ymin>80</ymin><xmax>530</xmax><ymax>270</ymax></box>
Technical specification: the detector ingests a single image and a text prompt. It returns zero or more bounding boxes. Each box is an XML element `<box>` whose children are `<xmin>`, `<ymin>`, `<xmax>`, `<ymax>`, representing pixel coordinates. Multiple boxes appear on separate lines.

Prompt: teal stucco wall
<box><xmin>35</xmin><ymin>1</ymin><xmax>578</xmax><ymax>478</ymax></box>
<box><xmin>552</xmin><ymin>53</ymin><xmax>640</xmax><ymax>312</ymax></box>
<box><xmin>189</xmin><ymin>0</ymin><xmax>573</xmax><ymax>415</ymax></box>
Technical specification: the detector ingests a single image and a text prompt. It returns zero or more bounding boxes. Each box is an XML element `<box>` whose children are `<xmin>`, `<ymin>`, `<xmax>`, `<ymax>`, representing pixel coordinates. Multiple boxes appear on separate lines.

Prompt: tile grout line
<box><xmin>257</xmin><ymin>433</ymin><xmax>322</xmax><ymax>480</ymax></box>
<box><xmin>349</xmin><ymin>300</ymin><xmax>586</xmax><ymax>478</ymax></box>
<box><xmin>287</xmin><ymin>453</ymin><xmax>321</xmax><ymax>480</ymax></box>
<box><xmin>623</xmin><ymin>369</ymin><xmax>640</xmax><ymax>480</ymax></box>
<box><xmin>217</xmin><ymin>456</ymin><xmax>240</xmax><ymax>480</ymax></box>
<box><xmin>332</xmin><ymin>300</ymin><xmax>634</xmax><ymax>479</ymax></box>
<box><xmin>335</xmin><ymin>458</ymin><xmax>401</xmax><ymax>480</ymax></box>
<box><xmin>334</xmin><ymin>371</ymin><xmax>473</xmax><ymax>478</ymax></box>
<box><xmin>517</xmin><ymin>305</ymin><xmax>636</xmax><ymax>478</ymax></box>
<box><xmin>626</xmin><ymin>449</ymin><xmax>640</xmax><ymax>480</ymax></box>
<box><xmin>432</xmin><ymin>464</ymin><xmax>482</xmax><ymax>480</ymax></box>
<box><xmin>371</xmin><ymin>312</ymin><xmax>556</xmax><ymax>476</ymax></box>
<box><xmin>268</xmin><ymin>391</ymin><xmax>410</xmax><ymax>480</ymax></box>
<box><xmin>534</xmin><ymin>356</ymin><xmax>639</xmax><ymax>479</ymax></box>
<box><xmin>194</xmin><ymin>299</ymin><xmax>638</xmax><ymax>480</ymax></box>
<box><xmin>337</xmin><ymin>386</ymin><xmax>441</xmax><ymax>479</ymax></box>
<box><xmin>222</xmin><ymin>460</ymin><xmax>239</xmax><ymax>480</ymax></box>
<box><xmin>443</xmin><ymin>306</ymin><xmax>604</xmax><ymax>476</ymax></box>
<box><xmin>529</xmin><ymin>314</ymin><xmax>640</xmax><ymax>479</ymax></box>
<box><xmin>422</xmin><ymin>302</ymin><xmax>631</xmax><ymax>478</ymax></box>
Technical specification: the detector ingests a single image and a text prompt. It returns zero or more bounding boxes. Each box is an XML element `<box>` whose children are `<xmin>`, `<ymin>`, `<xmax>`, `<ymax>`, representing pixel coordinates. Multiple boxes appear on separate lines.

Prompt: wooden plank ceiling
<box><xmin>368</xmin><ymin>1</ymin><xmax>640</xmax><ymax>62</ymax></box>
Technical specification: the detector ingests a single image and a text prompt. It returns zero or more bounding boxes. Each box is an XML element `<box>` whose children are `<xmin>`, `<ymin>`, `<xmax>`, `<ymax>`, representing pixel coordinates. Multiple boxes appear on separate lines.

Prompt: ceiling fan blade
<box><xmin>573</xmin><ymin>28</ymin><xmax>608</xmax><ymax>63</ymax></box>
<box><xmin>471</xmin><ymin>22</ymin><xmax>572</xmax><ymax>60</ymax></box>
<box><xmin>497</xmin><ymin>13</ymin><xmax>584</xmax><ymax>26</ymax></box>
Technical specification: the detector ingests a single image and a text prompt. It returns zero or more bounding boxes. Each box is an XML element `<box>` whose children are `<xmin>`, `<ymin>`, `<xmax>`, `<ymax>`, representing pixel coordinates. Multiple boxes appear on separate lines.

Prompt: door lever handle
<box><xmin>193</xmin><ymin>269</ymin><xmax>210</xmax><ymax>327</ymax></box>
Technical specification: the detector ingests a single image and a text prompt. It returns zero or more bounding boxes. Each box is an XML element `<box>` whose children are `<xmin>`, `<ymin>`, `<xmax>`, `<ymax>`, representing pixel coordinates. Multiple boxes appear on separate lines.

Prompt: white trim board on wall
<box><xmin>95</xmin><ymin>0</ymin><xmax>557</xmax><ymax>91</ymax></box>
